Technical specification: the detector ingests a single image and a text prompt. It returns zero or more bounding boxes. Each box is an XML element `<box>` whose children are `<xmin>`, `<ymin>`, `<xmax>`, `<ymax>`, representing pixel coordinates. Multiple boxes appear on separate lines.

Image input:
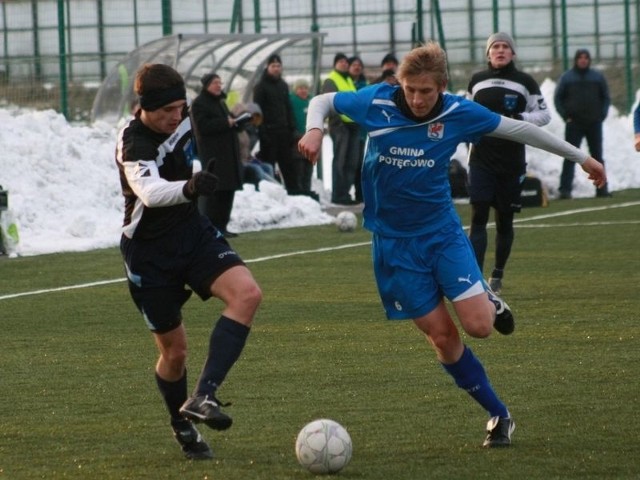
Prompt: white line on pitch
<box><xmin>1</xmin><ymin>201</ymin><xmax>638</xmax><ymax>301</ymax></box>
<box><xmin>0</xmin><ymin>242</ymin><xmax>371</xmax><ymax>301</ymax></box>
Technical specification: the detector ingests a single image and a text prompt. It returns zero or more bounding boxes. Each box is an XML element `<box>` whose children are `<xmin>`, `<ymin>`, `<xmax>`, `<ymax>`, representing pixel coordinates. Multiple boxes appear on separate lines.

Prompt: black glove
<box><xmin>183</xmin><ymin>171</ymin><xmax>218</xmax><ymax>199</ymax></box>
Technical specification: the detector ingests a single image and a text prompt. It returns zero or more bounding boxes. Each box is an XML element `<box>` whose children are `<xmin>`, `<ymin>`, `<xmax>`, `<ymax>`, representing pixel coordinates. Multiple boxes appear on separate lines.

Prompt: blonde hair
<box><xmin>397</xmin><ymin>41</ymin><xmax>448</xmax><ymax>87</ymax></box>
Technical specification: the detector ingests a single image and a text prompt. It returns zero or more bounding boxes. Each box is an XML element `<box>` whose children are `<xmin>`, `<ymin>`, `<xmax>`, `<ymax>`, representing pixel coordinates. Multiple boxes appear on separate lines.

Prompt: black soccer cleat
<box><xmin>482</xmin><ymin>416</ymin><xmax>515</xmax><ymax>448</ymax></box>
<box><xmin>180</xmin><ymin>394</ymin><xmax>233</xmax><ymax>431</ymax></box>
<box><xmin>486</xmin><ymin>286</ymin><xmax>515</xmax><ymax>335</ymax></box>
<box><xmin>171</xmin><ymin>419</ymin><xmax>214</xmax><ymax>460</ymax></box>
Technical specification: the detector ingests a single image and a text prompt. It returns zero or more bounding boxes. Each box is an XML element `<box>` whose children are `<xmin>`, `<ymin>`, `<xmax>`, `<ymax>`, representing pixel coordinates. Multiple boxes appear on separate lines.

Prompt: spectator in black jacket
<box><xmin>372</xmin><ymin>52</ymin><xmax>399</xmax><ymax>85</ymax></box>
<box><xmin>554</xmin><ymin>48</ymin><xmax>611</xmax><ymax>198</ymax></box>
<box><xmin>191</xmin><ymin>73</ymin><xmax>243</xmax><ymax>238</ymax></box>
<box><xmin>466</xmin><ymin>32</ymin><xmax>550</xmax><ymax>294</ymax></box>
<box><xmin>252</xmin><ymin>54</ymin><xmax>299</xmax><ymax>194</ymax></box>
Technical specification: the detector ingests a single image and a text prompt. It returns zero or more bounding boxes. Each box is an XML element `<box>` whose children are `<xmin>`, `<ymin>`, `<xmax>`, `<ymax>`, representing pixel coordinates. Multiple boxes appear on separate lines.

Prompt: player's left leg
<box><xmin>180</xmin><ymin>265</ymin><xmax>262</xmax><ymax>430</ymax></box>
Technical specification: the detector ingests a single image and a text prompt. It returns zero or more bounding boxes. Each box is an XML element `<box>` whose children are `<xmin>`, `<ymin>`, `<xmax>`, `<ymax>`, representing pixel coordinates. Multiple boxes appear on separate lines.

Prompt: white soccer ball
<box><xmin>335</xmin><ymin>211</ymin><xmax>358</xmax><ymax>232</ymax></box>
<box><xmin>295</xmin><ymin>418</ymin><xmax>353</xmax><ymax>474</ymax></box>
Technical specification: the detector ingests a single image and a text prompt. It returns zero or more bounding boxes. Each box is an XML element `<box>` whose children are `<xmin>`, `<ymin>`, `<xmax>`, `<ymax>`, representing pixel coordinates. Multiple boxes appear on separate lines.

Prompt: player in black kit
<box><xmin>466</xmin><ymin>32</ymin><xmax>550</xmax><ymax>295</ymax></box>
<box><xmin>116</xmin><ymin>64</ymin><xmax>262</xmax><ymax>460</ymax></box>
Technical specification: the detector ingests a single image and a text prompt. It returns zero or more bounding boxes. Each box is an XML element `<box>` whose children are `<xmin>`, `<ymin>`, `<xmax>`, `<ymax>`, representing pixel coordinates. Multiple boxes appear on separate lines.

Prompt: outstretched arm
<box><xmin>297</xmin><ymin>93</ymin><xmax>337</xmax><ymax>164</ymax></box>
<box><xmin>488</xmin><ymin>116</ymin><xmax>606</xmax><ymax>188</ymax></box>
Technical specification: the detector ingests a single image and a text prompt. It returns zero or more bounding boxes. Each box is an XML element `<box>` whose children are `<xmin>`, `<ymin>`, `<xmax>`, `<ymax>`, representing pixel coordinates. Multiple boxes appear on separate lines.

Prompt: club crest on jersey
<box><xmin>427</xmin><ymin>122</ymin><xmax>444</xmax><ymax>140</ymax></box>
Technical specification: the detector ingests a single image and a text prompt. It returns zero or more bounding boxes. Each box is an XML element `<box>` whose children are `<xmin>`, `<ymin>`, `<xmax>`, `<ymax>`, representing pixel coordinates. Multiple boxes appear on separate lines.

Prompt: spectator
<box><xmin>372</xmin><ymin>52</ymin><xmax>399</xmax><ymax>84</ymax></box>
<box><xmin>289</xmin><ymin>78</ymin><xmax>318</xmax><ymax>199</ymax></box>
<box><xmin>348</xmin><ymin>55</ymin><xmax>367</xmax><ymax>90</ymax></box>
<box><xmin>253</xmin><ymin>53</ymin><xmax>299</xmax><ymax>194</ymax></box>
<box><xmin>322</xmin><ymin>52</ymin><xmax>360</xmax><ymax>205</ymax></box>
<box><xmin>116</xmin><ymin>63</ymin><xmax>262</xmax><ymax>460</ymax></box>
<box><xmin>380</xmin><ymin>68</ymin><xmax>399</xmax><ymax>85</ymax></box>
<box><xmin>466</xmin><ymin>32</ymin><xmax>551</xmax><ymax>293</ymax></box>
<box><xmin>349</xmin><ymin>55</ymin><xmax>368</xmax><ymax>203</ymax></box>
<box><xmin>299</xmin><ymin>41</ymin><xmax>605</xmax><ymax>449</ymax></box>
<box><xmin>191</xmin><ymin>73</ymin><xmax>243</xmax><ymax>238</ymax></box>
<box><xmin>554</xmin><ymin>48</ymin><xmax>611</xmax><ymax>198</ymax></box>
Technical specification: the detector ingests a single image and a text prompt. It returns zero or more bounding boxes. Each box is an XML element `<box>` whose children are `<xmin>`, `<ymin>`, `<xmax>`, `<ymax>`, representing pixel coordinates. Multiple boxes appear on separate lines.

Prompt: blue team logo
<box><xmin>503</xmin><ymin>93</ymin><xmax>518</xmax><ymax>113</ymax></box>
<box><xmin>183</xmin><ymin>138</ymin><xmax>196</xmax><ymax>166</ymax></box>
<box><xmin>427</xmin><ymin>122</ymin><xmax>444</xmax><ymax>140</ymax></box>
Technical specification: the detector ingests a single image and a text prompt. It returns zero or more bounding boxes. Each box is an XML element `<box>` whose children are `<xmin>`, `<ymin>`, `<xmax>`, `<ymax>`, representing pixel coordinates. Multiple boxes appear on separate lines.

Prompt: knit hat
<box><xmin>485</xmin><ymin>32</ymin><xmax>516</xmax><ymax>56</ymax></box>
<box><xmin>200</xmin><ymin>72</ymin><xmax>218</xmax><ymax>88</ymax></box>
<box><xmin>380</xmin><ymin>52</ymin><xmax>399</xmax><ymax>68</ymax></box>
<box><xmin>333</xmin><ymin>52</ymin><xmax>348</xmax><ymax>66</ymax></box>
<box><xmin>348</xmin><ymin>55</ymin><xmax>363</xmax><ymax>66</ymax></box>
<box><xmin>266</xmin><ymin>53</ymin><xmax>282</xmax><ymax>65</ymax></box>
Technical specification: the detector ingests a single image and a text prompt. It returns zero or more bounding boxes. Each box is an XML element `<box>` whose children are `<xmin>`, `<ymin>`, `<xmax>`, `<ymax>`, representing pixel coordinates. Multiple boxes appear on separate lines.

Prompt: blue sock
<box><xmin>441</xmin><ymin>345</ymin><xmax>509</xmax><ymax>418</ymax></box>
<box><xmin>195</xmin><ymin>316</ymin><xmax>250</xmax><ymax>396</ymax></box>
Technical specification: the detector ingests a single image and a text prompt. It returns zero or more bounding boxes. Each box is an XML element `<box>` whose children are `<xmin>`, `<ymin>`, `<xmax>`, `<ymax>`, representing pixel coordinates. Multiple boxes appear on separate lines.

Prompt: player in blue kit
<box><xmin>298</xmin><ymin>42</ymin><xmax>606</xmax><ymax>447</ymax></box>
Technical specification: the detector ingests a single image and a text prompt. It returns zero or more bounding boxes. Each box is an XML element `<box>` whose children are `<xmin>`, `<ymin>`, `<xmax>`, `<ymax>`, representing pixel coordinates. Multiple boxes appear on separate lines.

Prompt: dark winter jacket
<box><xmin>190</xmin><ymin>89</ymin><xmax>243</xmax><ymax>191</ymax></box>
<box><xmin>554</xmin><ymin>54</ymin><xmax>610</xmax><ymax>125</ymax></box>
<box><xmin>253</xmin><ymin>70</ymin><xmax>295</xmax><ymax>135</ymax></box>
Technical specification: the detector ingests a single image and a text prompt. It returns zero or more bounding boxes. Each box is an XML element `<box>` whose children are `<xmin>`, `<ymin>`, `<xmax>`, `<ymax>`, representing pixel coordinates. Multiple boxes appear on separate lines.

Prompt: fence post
<box><xmin>161</xmin><ymin>0</ymin><xmax>172</xmax><ymax>36</ymax></box>
<box><xmin>560</xmin><ymin>0</ymin><xmax>569</xmax><ymax>71</ymax></box>
<box><xmin>492</xmin><ymin>0</ymin><xmax>498</xmax><ymax>32</ymax></box>
<box><xmin>57</xmin><ymin>0</ymin><xmax>69</xmax><ymax>119</ymax></box>
<box><xmin>624</xmin><ymin>0</ymin><xmax>634</xmax><ymax>111</ymax></box>
<box><xmin>253</xmin><ymin>0</ymin><xmax>261</xmax><ymax>33</ymax></box>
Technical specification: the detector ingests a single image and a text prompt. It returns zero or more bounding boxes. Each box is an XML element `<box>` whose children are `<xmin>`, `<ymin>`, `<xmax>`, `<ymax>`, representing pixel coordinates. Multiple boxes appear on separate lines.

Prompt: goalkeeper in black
<box><xmin>116</xmin><ymin>63</ymin><xmax>262</xmax><ymax>460</ymax></box>
<box><xmin>466</xmin><ymin>32</ymin><xmax>550</xmax><ymax>294</ymax></box>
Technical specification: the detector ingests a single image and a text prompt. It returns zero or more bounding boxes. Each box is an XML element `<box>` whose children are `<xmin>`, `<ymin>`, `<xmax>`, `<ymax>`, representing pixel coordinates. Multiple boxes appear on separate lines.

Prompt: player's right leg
<box><xmin>154</xmin><ymin>325</ymin><xmax>215</xmax><ymax>459</ymax></box>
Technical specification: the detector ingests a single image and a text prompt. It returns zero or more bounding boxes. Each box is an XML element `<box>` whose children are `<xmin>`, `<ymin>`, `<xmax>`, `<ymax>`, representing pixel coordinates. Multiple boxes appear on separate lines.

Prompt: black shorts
<box><xmin>467</xmin><ymin>165</ymin><xmax>523</xmax><ymax>213</ymax></box>
<box><xmin>120</xmin><ymin>215</ymin><xmax>244</xmax><ymax>333</ymax></box>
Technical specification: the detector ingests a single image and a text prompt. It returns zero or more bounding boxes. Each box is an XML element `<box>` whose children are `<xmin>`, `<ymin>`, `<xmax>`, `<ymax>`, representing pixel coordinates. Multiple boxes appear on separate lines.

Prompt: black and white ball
<box><xmin>295</xmin><ymin>419</ymin><xmax>353</xmax><ymax>474</ymax></box>
<box><xmin>335</xmin><ymin>211</ymin><xmax>358</xmax><ymax>232</ymax></box>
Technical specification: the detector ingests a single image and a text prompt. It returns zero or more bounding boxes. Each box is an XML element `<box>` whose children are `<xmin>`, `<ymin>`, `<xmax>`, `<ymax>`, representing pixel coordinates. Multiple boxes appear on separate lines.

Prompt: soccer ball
<box><xmin>335</xmin><ymin>211</ymin><xmax>358</xmax><ymax>232</ymax></box>
<box><xmin>295</xmin><ymin>419</ymin><xmax>353</xmax><ymax>474</ymax></box>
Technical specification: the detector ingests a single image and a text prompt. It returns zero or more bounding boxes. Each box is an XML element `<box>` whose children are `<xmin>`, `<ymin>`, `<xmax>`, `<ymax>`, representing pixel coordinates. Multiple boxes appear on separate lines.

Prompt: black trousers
<box><xmin>559</xmin><ymin>120</ymin><xmax>606</xmax><ymax>195</ymax></box>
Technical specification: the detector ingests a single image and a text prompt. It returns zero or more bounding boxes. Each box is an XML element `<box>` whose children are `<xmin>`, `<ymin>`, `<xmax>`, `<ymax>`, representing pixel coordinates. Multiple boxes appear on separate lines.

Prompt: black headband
<box><xmin>139</xmin><ymin>85</ymin><xmax>186</xmax><ymax>111</ymax></box>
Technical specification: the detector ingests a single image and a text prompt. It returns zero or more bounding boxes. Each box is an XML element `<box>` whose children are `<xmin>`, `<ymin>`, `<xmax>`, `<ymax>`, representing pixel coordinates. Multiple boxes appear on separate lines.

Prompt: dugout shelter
<box><xmin>91</xmin><ymin>32</ymin><xmax>325</xmax><ymax>126</ymax></box>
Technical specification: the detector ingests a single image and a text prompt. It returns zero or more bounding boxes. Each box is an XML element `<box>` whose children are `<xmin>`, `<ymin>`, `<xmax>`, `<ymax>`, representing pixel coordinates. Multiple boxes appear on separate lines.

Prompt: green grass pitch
<box><xmin>1</xmin><ymin>190</ymin><xmax>639</xmax><ymax>479</ymax></box>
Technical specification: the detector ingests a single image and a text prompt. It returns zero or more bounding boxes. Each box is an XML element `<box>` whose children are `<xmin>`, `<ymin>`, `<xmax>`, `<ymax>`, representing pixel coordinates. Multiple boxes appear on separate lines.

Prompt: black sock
<box><xmin>494</xmin><ymin>230</ymin><xmax>514</xmax><ymax>273</ymax></box>
<box><xmin>155</xmin><ymin>371</ymin><xmax>187</xmax><ymax>421</ymax></box>
<box><xmin>469</xmin><ymin>225</ymin><xmax>488</xmax><ymax>271</ymax></box>
<box><xmin>195</xmin><ymin>316</ymin><xmax>250</xmax><ymax>396</ymax></box>
<box><xmin>491</xmin><ymin>268</ymin><xmax>504</xmax><ymax>279</ymax></box>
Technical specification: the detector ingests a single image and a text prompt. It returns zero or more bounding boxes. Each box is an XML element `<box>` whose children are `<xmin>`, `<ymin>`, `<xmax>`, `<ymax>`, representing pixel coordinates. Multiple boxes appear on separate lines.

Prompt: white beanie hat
<box><xmin>486</xmin><ymin>32</ymin><xmax>516</xmax><ymax>56</ymax></box>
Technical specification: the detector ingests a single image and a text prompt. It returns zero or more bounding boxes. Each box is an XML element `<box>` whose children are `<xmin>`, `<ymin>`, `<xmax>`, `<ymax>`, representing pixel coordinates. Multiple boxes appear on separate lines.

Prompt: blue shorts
<box><xmin>372</xmin><ymin>226</ymin><xmax>486</xmax><ymax>320</ymax></box>
<box><xmin>120</xmin><ymin>214</ymin><xmax>244</xmax><ymax>333</ymax></box>
<box><xmin>467</xmin><ymin>165</ymin><xmax>524</xmax><ymax>212</ymax></box>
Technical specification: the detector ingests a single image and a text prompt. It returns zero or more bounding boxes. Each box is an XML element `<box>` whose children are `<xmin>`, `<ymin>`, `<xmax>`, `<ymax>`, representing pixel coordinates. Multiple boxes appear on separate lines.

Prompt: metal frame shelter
<box><xmin>91</xmin><ymin>32</ymin><xmax>325</xmax><ymax>126</ymax></box>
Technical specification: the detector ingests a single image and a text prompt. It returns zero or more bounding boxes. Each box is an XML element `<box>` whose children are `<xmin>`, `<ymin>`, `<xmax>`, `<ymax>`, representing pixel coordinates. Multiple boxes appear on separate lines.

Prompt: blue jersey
<box><xmin>333</xmin><ymin>83</ymin><xmax>501</xmax><ymax>237</ymax></box>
